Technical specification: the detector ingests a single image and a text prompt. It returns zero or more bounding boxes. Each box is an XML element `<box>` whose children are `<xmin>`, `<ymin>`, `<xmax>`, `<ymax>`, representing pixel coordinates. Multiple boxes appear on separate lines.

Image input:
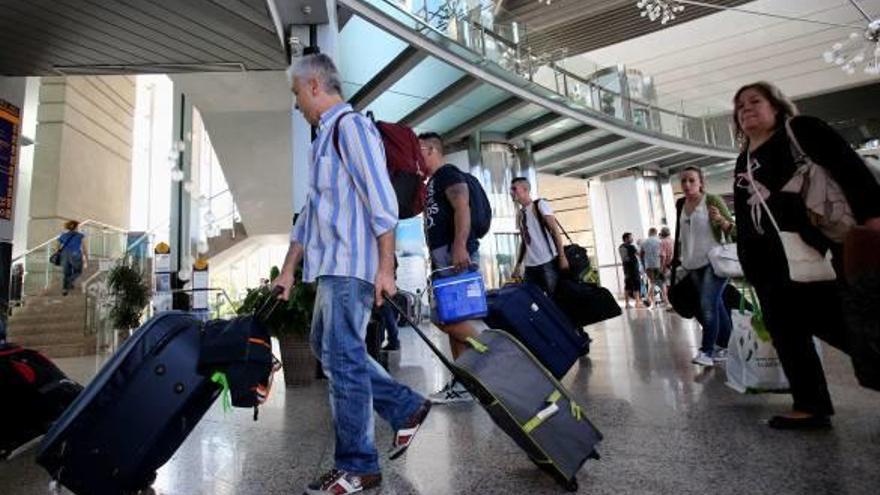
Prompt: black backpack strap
<box><xmin>331</xmin><ymin>110</ymin><xmax>358</xmax><ymax>161</ymax></box>
<box><xmin>533</xmin><ymin>199</ymin><xmax>554</xmax><ymax>253</ymax></box>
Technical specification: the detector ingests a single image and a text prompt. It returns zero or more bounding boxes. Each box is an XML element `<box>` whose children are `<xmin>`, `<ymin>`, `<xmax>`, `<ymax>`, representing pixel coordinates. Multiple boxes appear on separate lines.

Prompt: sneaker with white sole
<box><xmin>304</xmin><ymin>469</ymin><xmax>381</xmax><ymax>495</ymax></box>
<box><xmin>428</xmin><ymin>380</ymin><xmax>473</xmax><ymax>404</ymax></box>
<box><xmin>389</xmin><ymin>400</ymin><xmax>431</xmax><ymax>459</ymax></box>
<box><xmin>692</xmin><ymin>352</ymin><xmax>714</xmax><ymax>367</ymax></box>
<box><xmin>713</xmin><ymin>348</ymin><xmax>728</xmax><ymax>362</ymax></box>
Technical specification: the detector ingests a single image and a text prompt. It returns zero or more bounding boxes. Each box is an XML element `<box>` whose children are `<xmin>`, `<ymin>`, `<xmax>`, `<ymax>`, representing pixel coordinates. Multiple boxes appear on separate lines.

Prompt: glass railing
<box><xmin>12</xmin><ymin>220</ymin><xmax>132</xmax><ymax>303</ymax></box>
<box><xmin>358</xmin><ymin>0</ymin><xmax>736</xmax><ymax>149</ymax></box>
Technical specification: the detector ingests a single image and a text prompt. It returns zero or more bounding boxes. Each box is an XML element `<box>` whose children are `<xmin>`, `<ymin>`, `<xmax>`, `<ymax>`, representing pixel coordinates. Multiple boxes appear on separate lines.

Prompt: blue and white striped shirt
<box><xmin>291</xmin><ymin>103</ymin><xmax>398</xmax><ymax>284</ymax></box>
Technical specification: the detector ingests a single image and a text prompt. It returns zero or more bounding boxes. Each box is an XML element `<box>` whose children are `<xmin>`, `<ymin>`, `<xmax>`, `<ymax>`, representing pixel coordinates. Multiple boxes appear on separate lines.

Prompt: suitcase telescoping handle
<box><xmin>382</xmin><ymin>292</ymin><xmax>457</xmax><ymax>373</ymax></box>
<box><xmin>256</xmin><ymin>286</ymin><xmax>285</xmax><ymax>322</ymax></box>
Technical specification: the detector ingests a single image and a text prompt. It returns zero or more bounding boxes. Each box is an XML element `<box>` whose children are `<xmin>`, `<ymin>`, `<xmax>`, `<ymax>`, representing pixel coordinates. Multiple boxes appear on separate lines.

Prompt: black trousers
<box><xmin>525</xmin><ymin>260</ymin><xmax>560</xmax><ymax>296</ymax></box>
<box><xmin>753</xmin><ymin>279</ymin><xmax>848</xmax><ymax>416</ymax></box>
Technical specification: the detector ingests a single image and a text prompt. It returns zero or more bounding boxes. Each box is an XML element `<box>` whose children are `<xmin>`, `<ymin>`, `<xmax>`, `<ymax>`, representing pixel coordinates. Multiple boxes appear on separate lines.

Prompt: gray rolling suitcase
<box><xmin>385</xmin><ymin>296</ymin><xmax>602</xmax><ymax>491</ymax></box>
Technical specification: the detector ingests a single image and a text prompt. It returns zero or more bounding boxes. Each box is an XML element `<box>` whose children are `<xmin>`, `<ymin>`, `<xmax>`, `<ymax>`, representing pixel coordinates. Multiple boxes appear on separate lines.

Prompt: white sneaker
<box><xmin>428</xmin><ymin>380</ymin><xmax>473</xmax><ymax>404</ymax></box>
<box><xmin>692</xmin><ymin>352</ymin><xmax>714</xmax><ymax>367</ymax></box>
<box><xmin>713</xmin><ymin>348</ymin><xmax>728</xmax><ymax>362</ymax></box>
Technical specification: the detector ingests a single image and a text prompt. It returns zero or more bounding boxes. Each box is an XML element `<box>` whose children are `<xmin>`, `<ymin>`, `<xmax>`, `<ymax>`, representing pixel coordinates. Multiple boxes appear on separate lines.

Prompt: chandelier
<box><xmin>636</xmin><ymin>0</ymin><xmax>685</xmax><ymax>25</ymax></box>
<box><xmin>823</xmin><ymin>18</ymin><xmax>880</xmax><ymax>76</ymax></box>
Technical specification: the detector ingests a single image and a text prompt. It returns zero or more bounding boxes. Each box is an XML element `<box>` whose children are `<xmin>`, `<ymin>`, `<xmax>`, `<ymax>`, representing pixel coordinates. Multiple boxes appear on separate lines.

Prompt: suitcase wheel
<box><xmin>564</xmin><ymin>479</ymin><xmax>578</xmax><ymax>492</ymax></box>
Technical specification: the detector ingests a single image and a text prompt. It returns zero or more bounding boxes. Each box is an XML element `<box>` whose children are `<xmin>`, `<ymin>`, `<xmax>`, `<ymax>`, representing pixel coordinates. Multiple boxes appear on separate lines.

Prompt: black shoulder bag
<box><xmin>667</xmin><ymin>198</ymin><xmax>699</xmax><ymax>318</ymax></box>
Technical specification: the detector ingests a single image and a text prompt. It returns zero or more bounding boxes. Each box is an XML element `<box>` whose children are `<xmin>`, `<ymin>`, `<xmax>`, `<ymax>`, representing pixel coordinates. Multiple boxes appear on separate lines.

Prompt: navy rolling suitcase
<box><xmin>485</xmin><ymin>283</ymin><xmax>588</xmax><ymax>379</ymax></box>
<box><xmin>37</xmin><ymin>300</ymin><xmax>279</xmax><ymax>495</ymax></box>
<box><xmin>36</xmin><ymin>312</ymin><xmax>216</xmax><ymax>494</ymax></box>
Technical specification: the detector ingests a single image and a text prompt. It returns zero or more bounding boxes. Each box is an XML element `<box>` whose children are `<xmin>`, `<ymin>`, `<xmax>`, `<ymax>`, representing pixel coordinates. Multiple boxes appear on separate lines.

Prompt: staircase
<box><xmin>206</xmin><ymin>221</ymin><xmax>247</xmax><ymax>258</ymax></box>
<box><xmin>6</xmin><ymin>292</ymin><xmax>96</xmax><ymax>358</ymax></box>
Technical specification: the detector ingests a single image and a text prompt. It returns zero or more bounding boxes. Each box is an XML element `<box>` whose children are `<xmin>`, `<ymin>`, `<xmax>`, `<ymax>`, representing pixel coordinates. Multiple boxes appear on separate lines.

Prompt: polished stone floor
<box><xmin>3</xmin><ymin>307</ymin><xmax>880</xmax><ymax>494</ymax></box>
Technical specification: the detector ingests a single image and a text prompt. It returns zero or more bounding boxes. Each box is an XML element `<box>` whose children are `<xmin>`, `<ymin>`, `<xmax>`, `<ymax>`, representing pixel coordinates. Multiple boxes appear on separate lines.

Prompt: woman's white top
<box><xmin>680</xmin><ymin>195</ymin><xmax>720</xmax><ymax>270</ymax></box>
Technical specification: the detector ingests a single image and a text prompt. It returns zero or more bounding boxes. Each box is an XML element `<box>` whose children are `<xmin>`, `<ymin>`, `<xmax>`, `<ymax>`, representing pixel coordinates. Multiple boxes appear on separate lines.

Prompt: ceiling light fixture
<box><xmin>824</xmin><ymin>1</ymin><xmax>880</xmax><ymax>76</ymax></box>
<box><xmin>636</xmin><ymin>0</ymin><xmax>685</xmax><ymax>25</ymax></box>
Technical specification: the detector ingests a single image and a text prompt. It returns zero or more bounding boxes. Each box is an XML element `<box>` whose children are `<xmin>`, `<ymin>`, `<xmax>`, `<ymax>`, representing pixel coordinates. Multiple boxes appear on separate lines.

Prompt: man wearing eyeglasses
<box><xmin>510</xmin><ymin>177</ymin><xmax>569</xmax><ymax>295</ymax></box>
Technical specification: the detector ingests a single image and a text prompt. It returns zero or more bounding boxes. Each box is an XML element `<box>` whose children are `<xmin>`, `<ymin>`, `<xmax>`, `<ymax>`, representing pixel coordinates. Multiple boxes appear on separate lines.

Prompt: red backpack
<box><xmin>333</xmin><ymin>111</ymin><xmax>428</xmax><ymax>219</ymax></box>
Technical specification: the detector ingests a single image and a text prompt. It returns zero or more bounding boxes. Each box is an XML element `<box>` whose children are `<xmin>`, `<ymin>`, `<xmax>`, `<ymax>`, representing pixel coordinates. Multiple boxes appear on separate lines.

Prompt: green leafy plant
<box><xmin>107</xmin><ymin>263</ymin><xmax>150</xmax><ymax>331</ymax></box>
<box><xmin>237</xmin><ymin>266</ymin><xmax>316</xmax><ymax>337</ymax></box>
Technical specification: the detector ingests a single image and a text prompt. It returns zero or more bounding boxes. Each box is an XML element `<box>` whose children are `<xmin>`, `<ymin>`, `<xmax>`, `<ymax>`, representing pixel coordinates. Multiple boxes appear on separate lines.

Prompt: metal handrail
<box><xmin>12</xmin><ymin>218</ymin><xmax>129</xmax><ymax>263</ymax></box>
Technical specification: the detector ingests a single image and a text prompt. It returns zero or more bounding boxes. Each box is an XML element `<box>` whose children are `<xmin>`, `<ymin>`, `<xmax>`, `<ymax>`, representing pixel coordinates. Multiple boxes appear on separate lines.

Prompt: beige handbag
<box><xmin>747</xmin><ymin>157</ymin><xmax>837</xmax><ymax>283</ymax></box>
<box><xmin>781</xmin><ymin>119</ymin><xmax>856</xmax><ymax>243</ymax></box>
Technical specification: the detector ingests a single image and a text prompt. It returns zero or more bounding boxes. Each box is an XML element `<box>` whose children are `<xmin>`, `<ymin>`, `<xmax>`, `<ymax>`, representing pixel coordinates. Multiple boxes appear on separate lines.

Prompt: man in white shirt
<box><xmin>510</xmin><ymin>177</ymin><xmax>568</xmax><ymax>294</ymax></box>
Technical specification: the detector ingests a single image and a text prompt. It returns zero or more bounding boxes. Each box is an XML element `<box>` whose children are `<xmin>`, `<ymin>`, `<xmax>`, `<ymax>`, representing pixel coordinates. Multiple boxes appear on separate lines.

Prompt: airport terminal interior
<box><xmin>1</xmin><ymin>1</ymin><xmax>879</xmax><ymax>494</ymax></box>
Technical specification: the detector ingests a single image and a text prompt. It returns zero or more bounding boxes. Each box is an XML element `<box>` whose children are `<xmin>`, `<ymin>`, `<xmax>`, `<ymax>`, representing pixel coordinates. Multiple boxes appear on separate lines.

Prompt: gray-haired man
<box><xmin>274</xmin><ymin>53</ymin><xmax>430</xmax><ymax>495</ymax></box>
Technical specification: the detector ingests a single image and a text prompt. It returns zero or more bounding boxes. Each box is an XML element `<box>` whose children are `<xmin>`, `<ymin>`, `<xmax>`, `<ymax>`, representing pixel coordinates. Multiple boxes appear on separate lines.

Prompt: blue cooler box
<box><xmin>432</xmin><ymin>269</ymin><xmax>488</xmax><ymax>324</ymax></box>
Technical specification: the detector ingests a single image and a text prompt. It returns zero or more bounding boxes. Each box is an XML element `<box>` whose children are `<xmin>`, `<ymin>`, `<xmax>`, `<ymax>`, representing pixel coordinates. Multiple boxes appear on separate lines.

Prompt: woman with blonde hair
<box><xmin>671</xmin><ymin>166</ymin><xmax>736</xmax><ymax>366</ymax></box>
<box><xmin>732</xmin><ymin>81</ymin><xmax>880</xmax><ymax>430</ymax></box>
<box><xmin>56</xmin><ymin>220</ymin><xmax>88</xmax><ymax>295</ymax></box>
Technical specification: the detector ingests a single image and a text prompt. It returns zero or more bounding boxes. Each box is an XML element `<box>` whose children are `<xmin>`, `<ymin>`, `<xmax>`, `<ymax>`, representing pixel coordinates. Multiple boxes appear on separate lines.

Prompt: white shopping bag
<box><xmin>725</xmin><ymin>288</ymin><xmax>790</xmax><ymax>394</ymax></box>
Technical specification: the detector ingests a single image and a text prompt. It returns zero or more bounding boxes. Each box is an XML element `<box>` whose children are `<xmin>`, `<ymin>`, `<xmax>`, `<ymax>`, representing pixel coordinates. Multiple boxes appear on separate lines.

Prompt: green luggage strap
<box><xmin>523</xmin><ymin>390</ymin><xmax>564</xmax><ymax>433</ymax></box>
<box><xmin>466</xmin><ymin>337</ymin><xmax>489</xmax><ymax>353</ymax></box>
<box><xmin>211</xmin><ymin>371</ymin><xmax>232</xmax><ymax>413</ymax></box>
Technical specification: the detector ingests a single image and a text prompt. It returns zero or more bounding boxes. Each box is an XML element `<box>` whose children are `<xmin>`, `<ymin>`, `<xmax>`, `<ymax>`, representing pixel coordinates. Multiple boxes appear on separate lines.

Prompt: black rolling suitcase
<box><xmin>485</xmin><ymin>283</ymin><xmax>589</xmax><ymax>378</ymax></box>
<box><xmin>37</xmin><ymin>297</ymin><xmax>279</xmax><ymax>495</ymax></box>
<box><xmin>0</xmin><ymin>344</ymin><xmax>82</xmax><ymax>460</ymax></box>
<box><xmin>385</xmin><ymin>295</ymin><xmax>602</xmax><ymax>491</ymax></box>
<box><xmin>553</xmin><ymin>279</ymin><xmax>622</xmax><ymax>328</ymax></box>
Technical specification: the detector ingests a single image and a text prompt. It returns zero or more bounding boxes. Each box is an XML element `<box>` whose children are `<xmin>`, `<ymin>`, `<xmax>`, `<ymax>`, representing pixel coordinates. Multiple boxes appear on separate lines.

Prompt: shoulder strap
<box><xmin>535</xmin><ymin>198</ymin><xmax>574</xmax><ymax>244</ymax></box>
<box><xmin>784</xmin><ymin>118</ymin><xmax>808</xmax><ymax>162</ymax></box>
<box><xmin>671</xmin><ymin>197</ymin><xmax>685</xmax><ymax>283</ymax></box>
<box><xmin>57</xmin><ymin>232</ymin><xmax>76</xmax><ymax>251</ymax></box>
<box><xmin>331</xmin><ymin>110</ymin><xmax>359</xmax><ymax>161</ymax></box>
<box><xmin>533</xmin><ymin>199</ymin><xmax>554</xmax><ymax>252</ymax></box>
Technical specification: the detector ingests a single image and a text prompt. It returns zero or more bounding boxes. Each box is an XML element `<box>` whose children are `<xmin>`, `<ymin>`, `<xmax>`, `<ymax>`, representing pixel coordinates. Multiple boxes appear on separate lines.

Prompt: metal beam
<box><xmin>349</xmin><ymin>45</ymin><xmax>426</xmax><ymax>111</ymax></box>
<box><xmin>666</xmin><ymin>156</ymin><xmax>729</xmax><ymax>174</ymax></box>
<box><xmin>536</xmin><ymin>134</ymin><xmax>625</xmax><ymax>170</ymax></box>
<box><xmin>659</xmin><ymin>154</ymin><xmax>702</xmax><ymax>168</ymax></box>
<box><xmin>399</xmin><ymin>75</ymin><xmax>482</xmax><ymax>127</ymax></box>
<box><xmin>443</xmin><ymin>97</ymin><xmax>529</xmax><ymax>142</ymax></box>
<box><xmin>506</xmin><ymin>112</ymin><xmax>565</xmax><ymax>141</ymax></box>
<box><xmin>577</xmin><ymin>148</ymin><xmax>686</xmax><ymax>178</ymax></box>
<box><xmin>558</xmin><ymin>143</ymin><xmax>653</xmax><ymax>177</ymax></box>
<box><xmin>532</xmin><ymin>124</ymin><xmax>596</xmax><ymax>154</ymax></box>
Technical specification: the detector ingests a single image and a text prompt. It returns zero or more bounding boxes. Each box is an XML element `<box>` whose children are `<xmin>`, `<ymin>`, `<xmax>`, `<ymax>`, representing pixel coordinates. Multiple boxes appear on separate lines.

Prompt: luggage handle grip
<box><xmin>256</xmin><ymin>286</ymin><xmax>284</xmax><ymax>322</ymax></box>
<box><xmin>430</xmin><ymin>264</ymin><xmax>479</xmax><ymax>278</ymax></box>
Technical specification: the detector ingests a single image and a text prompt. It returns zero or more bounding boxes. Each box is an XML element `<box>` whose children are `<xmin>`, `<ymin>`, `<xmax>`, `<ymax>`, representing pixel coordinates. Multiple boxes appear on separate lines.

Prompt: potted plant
<box><xmin>237</xmin><ymin>266</ymin><xmax>316</xmax><ymax>387</ymax></box>
<box><xmin>107</xmin><ymin>263</ymin><xmax>150</xmax><ymax>341</ymax></box>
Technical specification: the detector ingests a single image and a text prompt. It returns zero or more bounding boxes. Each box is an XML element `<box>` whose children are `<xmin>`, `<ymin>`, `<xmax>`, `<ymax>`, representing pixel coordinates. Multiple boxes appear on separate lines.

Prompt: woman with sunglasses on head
<box><xmin>732</xmin><ymin>81</ymin><xmax>880</xmax><ymax>430</ymax></box>
<box><xmin>672</xmin><ymin>167</ymin><xmax>735</xmax><ymax>367</ymax></box>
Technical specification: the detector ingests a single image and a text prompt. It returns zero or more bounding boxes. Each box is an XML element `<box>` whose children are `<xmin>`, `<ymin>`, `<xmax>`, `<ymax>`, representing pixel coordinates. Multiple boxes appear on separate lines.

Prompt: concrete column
<box><xmin>291</xmin><ymin>0</ymin><xmax>339</xmax><ymax>220</ymax></box>
<box><xmin>589</xmin><ymin>173</ymin><xmax>651</xmax><ymax>296</ymax></box>
<box><xmin>170</xmin><ymin>90</ymin><xmax>193</xmax><ymax>274</ymax></box>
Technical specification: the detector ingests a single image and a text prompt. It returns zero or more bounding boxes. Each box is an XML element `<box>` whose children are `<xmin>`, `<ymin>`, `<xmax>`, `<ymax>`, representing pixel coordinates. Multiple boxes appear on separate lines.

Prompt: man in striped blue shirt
<box><xmin>274</xmin><ymin>54</ymin><xmax>430</xmax><ymax>495</ymax></box>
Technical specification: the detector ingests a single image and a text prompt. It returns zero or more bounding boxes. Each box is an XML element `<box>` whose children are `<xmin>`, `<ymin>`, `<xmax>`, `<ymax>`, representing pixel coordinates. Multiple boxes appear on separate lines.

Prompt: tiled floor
<box><xmin>3</xmin><ymin>307</ymin><xmax>880</xmax><ymax>494</ymax></box>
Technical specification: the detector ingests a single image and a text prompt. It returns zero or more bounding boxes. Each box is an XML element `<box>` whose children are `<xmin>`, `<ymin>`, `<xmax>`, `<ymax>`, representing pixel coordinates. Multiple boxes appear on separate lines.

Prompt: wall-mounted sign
<box><xmin>0</xmin><ymin>99</ymin><xmax>21</xmax><ymax>222</ymax></box>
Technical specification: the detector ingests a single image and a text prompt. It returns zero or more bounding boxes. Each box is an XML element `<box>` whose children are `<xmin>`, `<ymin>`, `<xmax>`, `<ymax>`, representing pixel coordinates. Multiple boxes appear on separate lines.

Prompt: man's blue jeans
<box><xmin>310</xmin><ymin>276</ymin><xmax>425</xmax><ymax>474</ymax></box>
<box><xmin>687</xmin><ymin>265</ymin><xmax>732</xmax><ymax>356</ymax></box>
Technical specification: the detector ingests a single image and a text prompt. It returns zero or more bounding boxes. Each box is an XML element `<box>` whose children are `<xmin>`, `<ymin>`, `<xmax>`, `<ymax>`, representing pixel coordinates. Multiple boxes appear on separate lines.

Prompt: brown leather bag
<box><xmin>843</xmin><ymin>226</ymin><xmax>880</xmax><ymax>283</ymax></box>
